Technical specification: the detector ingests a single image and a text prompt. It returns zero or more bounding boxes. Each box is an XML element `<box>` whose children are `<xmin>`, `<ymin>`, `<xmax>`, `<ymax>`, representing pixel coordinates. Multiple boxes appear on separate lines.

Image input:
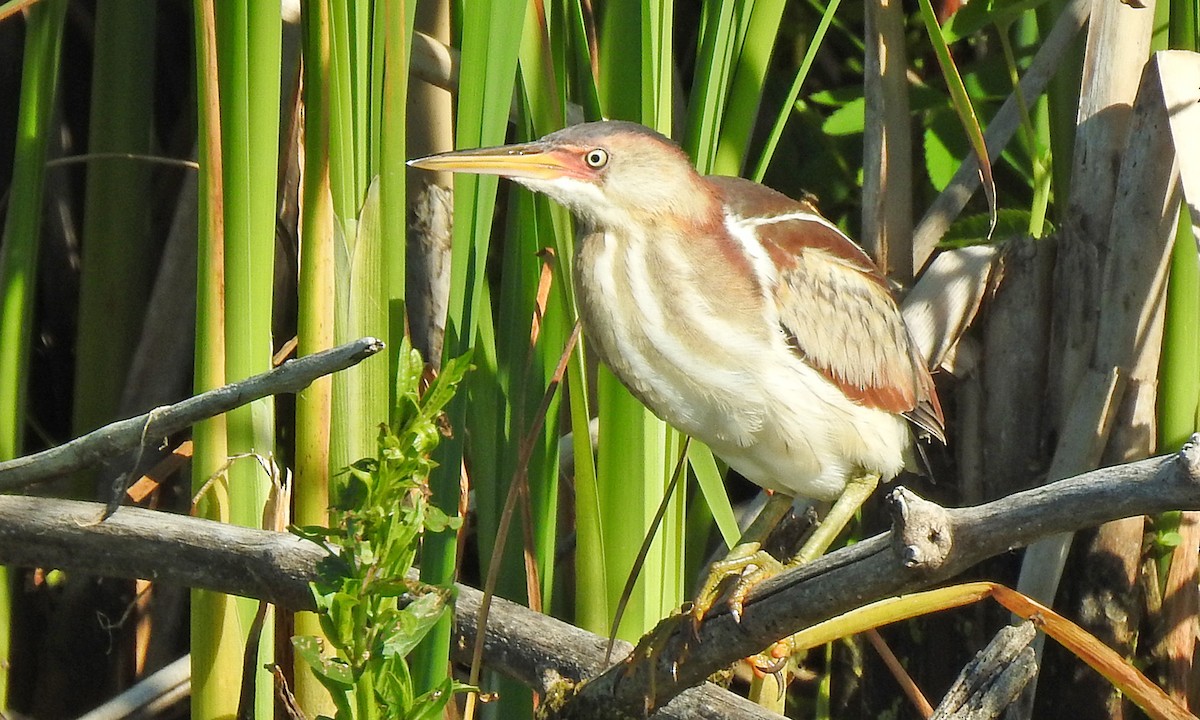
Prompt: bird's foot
<box><xmin>690</xmin><ymin>542</ymin><xmax>784</xmax><ymax>628</ymax></box>
<box><xmin>754</xmin><ymin>637</ymin><xmax>799</xmax><ymax>673</ymax></box>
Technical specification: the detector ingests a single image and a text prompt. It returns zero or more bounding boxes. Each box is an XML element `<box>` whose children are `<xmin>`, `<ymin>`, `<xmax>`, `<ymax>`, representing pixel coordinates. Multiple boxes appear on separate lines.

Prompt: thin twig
<box><xmin>465</xmin><ymin>322</ymin><xmax>582</xmax><ymax>719</ymax></box>
<box><xmin>866</xmin><ymin>627</ymin><xmax>933</xmax><ymax>718</ymax></box>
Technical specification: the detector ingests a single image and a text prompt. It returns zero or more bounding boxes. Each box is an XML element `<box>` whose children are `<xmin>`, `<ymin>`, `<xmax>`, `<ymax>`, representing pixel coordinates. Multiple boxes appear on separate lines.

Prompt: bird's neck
<box><xmin>574</xmin><ymin>203</ymin><xmax>762</xmax><ymax>313</ymax></box>
<box><xmin>575</xmin><ymin>172</ymin><xmax>720</xmax><ymax>239</ymax></box>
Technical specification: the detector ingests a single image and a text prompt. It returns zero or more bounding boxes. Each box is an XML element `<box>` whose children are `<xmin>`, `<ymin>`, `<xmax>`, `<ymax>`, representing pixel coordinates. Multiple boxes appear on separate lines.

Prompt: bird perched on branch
<box><xmin>409</xmin><ymin>120</ymin><xmax>944</xmax><ymax>615</ymax></box>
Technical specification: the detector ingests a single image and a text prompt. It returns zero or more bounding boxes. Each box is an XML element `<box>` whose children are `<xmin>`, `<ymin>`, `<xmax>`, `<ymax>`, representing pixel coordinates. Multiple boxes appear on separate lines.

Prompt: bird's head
<box><xmin>408</xmin><ymin>120</ymin><xmax>715</xmax><ymax>230</ymax></box>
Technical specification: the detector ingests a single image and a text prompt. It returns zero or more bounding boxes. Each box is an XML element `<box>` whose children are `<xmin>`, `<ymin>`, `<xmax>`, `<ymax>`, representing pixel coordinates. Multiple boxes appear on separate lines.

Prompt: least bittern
<box><xmin>409</xmin><ymin>120</ymin><xmax>944</xmax><ymax>618</ymax></box>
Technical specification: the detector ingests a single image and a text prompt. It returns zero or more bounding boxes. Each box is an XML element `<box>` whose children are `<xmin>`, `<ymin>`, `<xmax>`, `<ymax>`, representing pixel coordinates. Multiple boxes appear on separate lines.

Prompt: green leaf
<box><xmin>371</xmin><ymin>578</ymin><xmax>412</xmax><ymax>598</ymax></box>
<box><xmin>407</xmin><ymin>678</ymin><xmax>464</xmax><ymax>720</ymax></box>
<box><xmin>292</xmin><ymin>636</ymin><xmax>355</xmax><ymax>690</ymax></box>
<box><xmin>385</xmin><ymin>592</ymin><xmax>448</xmax><ymax>658</ymax></box>
<box><xmin>1157</xmin><ymin>531</ymin><xmax>1184</xmax><ymax>549</ymax></box>
<box><xmin>941</xmin><ymin>0</ymin><xmax>1051</xmax><ymax>44</ymax></box>
<box><xmin>924</xmin><ymin>109</ymin><xmax>967</xmax><ymax>192</ymax></box>
<box><xmin>291</xmin><ymin>524</ymin><xmax>342</xmax><ymax>545</ymax></box>
<box><xmin>940</xmin><ymin>210</ymin><xmax>1052</xmax><ymax>247</ymax></box>
<box><xmin>329</xmin><ymin>592</ymin><xmax>360</xmax><ymax>646</ymax></box>
<box><xmin>422</xmin><ymin>505</ymin><xmax>457</xmax><ymax>533</ymax></box>
<box><xmin>807</xmin><ymin>86</ymin><xmax>863</xmax><ymax>107</ymax></box>
<box><xmin>821</xmin><ymin>95</ymin><xmax>866</xmax><ymax>136</ymax></box>
<box><xmin>397</xmin><ymin>338</ymin><xmax>423</xmax><ymax>388</ymax></box>
<box><xmin>375</xmin><ymin>656</ymin><xmax>416</xmax><ymax>713</ymax></box>
<box><xmin>334</xmin><ymin>472</ymin><xmax>370</xmax><ymax>511</ymax></box>
<box><xmin>418</xmin><ymin>350</ymin><xmax>474</xmax><ymax>421</ymax></box>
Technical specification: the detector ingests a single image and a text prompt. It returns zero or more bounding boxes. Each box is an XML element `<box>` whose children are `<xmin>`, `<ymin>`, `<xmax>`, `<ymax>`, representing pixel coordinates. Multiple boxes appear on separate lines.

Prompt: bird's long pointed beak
<box><xmin>407</xmin><ymin>142</ymin><xmax>574</xmax><ymax>181</ymax></box>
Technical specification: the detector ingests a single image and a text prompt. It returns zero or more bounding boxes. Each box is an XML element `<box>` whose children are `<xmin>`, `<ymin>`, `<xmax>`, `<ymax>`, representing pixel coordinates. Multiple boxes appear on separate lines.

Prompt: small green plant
<box><xmin>291</xmin><ymin>341</ymin><xmax>474</xmax><ymax>720</ymax></box>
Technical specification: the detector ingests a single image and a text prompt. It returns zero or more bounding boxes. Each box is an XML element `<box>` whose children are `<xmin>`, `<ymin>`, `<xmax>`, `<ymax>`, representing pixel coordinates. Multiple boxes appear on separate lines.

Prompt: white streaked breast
<box><xmin>572</xmin><ymin>224</ymin><xmax>912</xmax><ymax>500</ymax></box>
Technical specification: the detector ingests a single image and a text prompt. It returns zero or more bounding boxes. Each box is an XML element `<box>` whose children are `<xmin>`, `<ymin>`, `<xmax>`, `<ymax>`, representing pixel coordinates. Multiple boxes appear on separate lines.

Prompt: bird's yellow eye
<box><xmin>584</xmin><ymin>148</ymin><xmax>609</xmax><ymax>168</ymax></box>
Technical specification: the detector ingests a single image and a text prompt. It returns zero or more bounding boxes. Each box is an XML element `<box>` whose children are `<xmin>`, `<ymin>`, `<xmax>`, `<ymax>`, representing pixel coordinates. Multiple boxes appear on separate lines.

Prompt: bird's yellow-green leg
<box><xmin>724</xmin><ymin>472</ymin><xmax>880</xmax><ymax>620</ymax></box>
<box><xmin>793</xmin><ymin>472</ymin><xmax>880</xmax><ymax>564</ymax></box>
<box><xmin>690</xmin><ymin>492</ymin><xmax>794</xmax><ymax>626</ymax></box>
<box><xmin>692</xmin><ymin>543</ymin><xmax>783</xmax><ymax>625</ymax></box>
<box><xmin>741</xmin><ymin>470</ymin><xmax>880</xmax><ymax>693</ymax></box>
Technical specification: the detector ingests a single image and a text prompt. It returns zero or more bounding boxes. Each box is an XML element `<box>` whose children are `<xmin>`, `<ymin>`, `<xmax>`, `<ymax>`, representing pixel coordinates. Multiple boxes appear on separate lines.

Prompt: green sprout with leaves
<box><xmin>291</xmin><ymin>341</ymin><xmax>474</xmax><ymax>720</ymax></box>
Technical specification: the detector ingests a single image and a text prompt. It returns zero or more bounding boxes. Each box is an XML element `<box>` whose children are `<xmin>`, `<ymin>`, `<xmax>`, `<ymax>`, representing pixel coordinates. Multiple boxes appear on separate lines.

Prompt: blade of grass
<box><xmin>751</xmin><ymin>0</ymin><xmax>840</xmax><ymax>183</ymax></box>
<box><xmin>72</xmin><ymin>0</ymin><xmax>157</xmax><ymax>464</ymax></box>
<box><xmin>1036</xmin><ymin>0</ymin><xmax>1084</xmax><ymax>226</ymax></box>
<box><xmin>561</xmin><ymin>0</ymin><xmax>603</xmax><ymax>121</ymax></box>
<box><xmin>684</xmin><ymin>0</ymin><xmax>738</xmax><ymax>171</ymax></box>
<box><xmin>917</xmin><ymin>0</ymin><xmax>998</xmax><ymax>238</ymax></box>
<box><xmin>642</xmin><ymin>0</ymin><xmax>673</xmax><ymax>133</ymax></box>
<box><xmin>998</xmin><ymin>15</ymin><xmax>1052</xmax><ymax>238</ymax></box>
<box><xmin>465</xmin><ymin>320</ymin><xmax>578</xmax><ymax>719</ymax></box>
<box><xmin>542</xmin><ymin>3</ymin><xmax>605</xmax><ymax>632</ymax></box>
<box><xmin>0</xmin><ymin>0</ymin><xmax>67</xmax><ymax>468</ymax></box>
<box><xmin>0</xmin><ymin>0</ymin><xmax>67</xmax><ymax>707</ymax></box>
<box><xmin>380</xmin><ymin>0</ymin><xmax>417</xmax><ymax>403</ymax></box>
<box><xmin>415</xmin><ymin>0</ymin><xmax>528</xmax><ymax>694</ymax></box>
<box><xmin>714</xmin><ymin>0</ymin><xmax>786</xmax><ymax>176</ymax></box>
<box><xmin>462</xmin><ymin>194</ymin><xmax>535</xmax><ymax>716</ymax></box>
<box><xmin>293</xmin><ymin>1</ymin><xmax>336</xmax><ymax>716</ymax></box>
<box><xmin>328</xmin><ymin>4</ymin><xmax>388</xmax><ymax>480</ymax></box>
<box><xmin>606</xmin><ymin>438</ymin><xmax>690</xmax><ymax>662</ymax></box>
<box><xmin>189</xmin><ymin>0</ymin><xmax>234</xmax><ymax>717</ymax></box>
<box><xmin>511</xmin><ymin>0</ymin><xmax>580</xmax><ymax>617</ymax></box>
<box><xmin>687</xmin><ymin>443</ymin><xmax>739</xmax><ymax>550</ymax></box>
<box><xmin>1151</xmin><ymin>13</ymin><xmax>1200</xmax><ymax>702</ymax></box>
<box><xmin>596</xmin><ymin>1</ymin><xmax>640</xmax><ymax>121</ymax></box>
<box><xmin>192</xmin><ymin>3</ymin><xmax>282</xmax><ymax>717</ymax></box>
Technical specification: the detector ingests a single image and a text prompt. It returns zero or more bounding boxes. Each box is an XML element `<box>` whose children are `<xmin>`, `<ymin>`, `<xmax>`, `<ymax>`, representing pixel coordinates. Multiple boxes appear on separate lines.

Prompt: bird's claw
<box><xmin>750</xmin><ymin>640</ymin><xmax>793</xmax><ymax>676</ymax></box>
<box><xmin>749</xmin><ymin>641</ymin><xmax>795</xmax><ymax>701</ymax></box>
<box><xmin>690</xmin><ymin>542</ymin><xmax>784</xmax><ymax>628</ymax></box>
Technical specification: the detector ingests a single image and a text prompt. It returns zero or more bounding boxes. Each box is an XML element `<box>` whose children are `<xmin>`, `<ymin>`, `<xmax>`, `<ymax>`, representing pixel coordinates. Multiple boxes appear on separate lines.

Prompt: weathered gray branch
<box><xmin>554</xmin><ymin>437</ymin><xmax>1200</xmax><ymax>718</ymax></box>
<box><xmin>0</xmin><ymin>494</ymin><xmax>325</xmax><ymax>607</ymax></box>
<box><xmin>0</xmin><ymin>337</ymin><xmax>384</xmax><ymax>492</ymax></box>
<box><xmin>0</xmin><ymin>495</ymin><xmax>775</xmax><ymax>720</ymax></box>
<box><xmin>1</xmin><ymin>437</ymin><xmax>1197</xmax><ymax>718</ymax></box>
<box><xmin>931</xmin><ymin>621</ymin><xmax>1038</xmax><ymax>720</ymax></box>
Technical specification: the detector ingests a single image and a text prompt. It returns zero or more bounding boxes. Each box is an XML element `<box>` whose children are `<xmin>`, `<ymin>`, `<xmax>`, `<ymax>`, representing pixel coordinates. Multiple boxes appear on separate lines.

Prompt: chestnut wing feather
<box><xmin>773</xmin><ymin>240</ymin><xmax>944</xmax><ymax>440</ymax></box>
<box><xmin>707</xmin><ymin>175</ymin><xmax>945</xmax><ymax>441</ymax></box>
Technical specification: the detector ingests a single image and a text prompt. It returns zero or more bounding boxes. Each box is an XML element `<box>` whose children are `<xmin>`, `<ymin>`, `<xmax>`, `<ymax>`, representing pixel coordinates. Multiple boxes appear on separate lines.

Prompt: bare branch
<box><xmin>931</xmin><ymin>621</ymin><xmax>1038</xmax><ymax>720</ymax></box>
<box><xmin>0</xmin><ymin>337</ymin><xmax>384</xmax><ymax>492</ymax></box>
<box><xmin>0</xmin><ymin>494</ymin><xmax>775</xmax><ymax>720</ymax></box>
<box><xmin>0</xmin><ymin>494</ymin><xmax>324</xmax><ymax>607</ymax></box>
<box><xmin>558</xmin><ymin>437</ymin><xmax>1200</xmax><ymax>717</ymax></box>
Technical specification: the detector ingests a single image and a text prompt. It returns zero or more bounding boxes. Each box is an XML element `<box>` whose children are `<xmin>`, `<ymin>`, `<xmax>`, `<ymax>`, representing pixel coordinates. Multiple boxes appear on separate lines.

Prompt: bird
<box><xmin>409</xmin><ymin>120</ymin><xmax>944</xmax><ymax>615</ymax></box>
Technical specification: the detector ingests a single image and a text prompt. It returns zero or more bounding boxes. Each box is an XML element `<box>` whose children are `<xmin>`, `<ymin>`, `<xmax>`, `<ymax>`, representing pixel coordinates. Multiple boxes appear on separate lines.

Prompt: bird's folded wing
<box><xmin>758</xmin><ymin>217</ymin><xmax>946</xmax><ymax>442</ymax></box>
